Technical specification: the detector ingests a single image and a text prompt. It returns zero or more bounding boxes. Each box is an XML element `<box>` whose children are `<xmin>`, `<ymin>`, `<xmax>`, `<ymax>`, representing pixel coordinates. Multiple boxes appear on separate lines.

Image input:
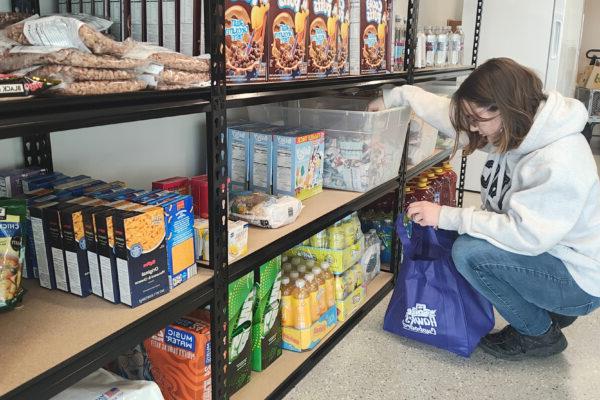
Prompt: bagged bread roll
<box><xmin>56</xmin><ymin>79</ymin><xmax>147</xmax><ymax>96</ymax></box>
<box><xmin>125</xmin><ymin>41</ymin><xmax>210</xmax><ymax>73</ymax></box>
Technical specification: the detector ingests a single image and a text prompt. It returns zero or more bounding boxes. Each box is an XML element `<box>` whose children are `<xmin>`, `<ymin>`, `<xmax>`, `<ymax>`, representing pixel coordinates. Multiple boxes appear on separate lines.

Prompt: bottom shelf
<box><xmin>231</xmin><ymin>271</ymin><xmax>394</xmax><ymax>400</ymax></box>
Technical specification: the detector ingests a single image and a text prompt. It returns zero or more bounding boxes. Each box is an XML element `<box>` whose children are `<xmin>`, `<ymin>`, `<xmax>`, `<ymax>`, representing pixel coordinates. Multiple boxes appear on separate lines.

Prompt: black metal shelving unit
<box><xmin>0</xmin><ymin>0</ymin><xmax>483</xmax><ymax>399</ymax></box>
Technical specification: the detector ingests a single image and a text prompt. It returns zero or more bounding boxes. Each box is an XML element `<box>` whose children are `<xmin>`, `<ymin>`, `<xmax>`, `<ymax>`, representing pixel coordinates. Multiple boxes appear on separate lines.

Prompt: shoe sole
<box><xmin>479</xmin><ymin>336</ymin><xmax>568</xmax><ymax>361</ymax></box>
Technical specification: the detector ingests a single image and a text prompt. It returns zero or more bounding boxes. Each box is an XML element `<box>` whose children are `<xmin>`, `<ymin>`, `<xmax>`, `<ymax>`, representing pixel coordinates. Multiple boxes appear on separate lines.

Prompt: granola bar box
<box><xmin>225</xmin><ymin>0</ymin><xmax>270</xmax><ymax>82</ymax></box>
<box><xmin>268</xmin><ymin>0</ymin><xmax>310</xmax><ymax>80</ymax></box>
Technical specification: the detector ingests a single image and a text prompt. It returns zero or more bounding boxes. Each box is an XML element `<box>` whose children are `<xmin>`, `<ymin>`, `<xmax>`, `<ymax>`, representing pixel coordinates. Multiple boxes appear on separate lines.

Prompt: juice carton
<box><xmin>225</xmin><ymin>0</ymin><xmax>269</xmax><ymax>83</ymax></box>
<box><xmin>112</xmin><ymin>206</ymin><xmax>170</xmax><ymax>307</ymax></box>
<box><xmin>228</xmin><ymin>271</ymin><xmax>255</xmax><ymax>396</ymax></box>
<box><xmin>307</xmin><ymin>0</ymin><xmax>337</xmax><ymax>77</ymax></box>
<box><xmin>154</xmin><ymin>195</ymin><xmax>197</xmax><ymax>289</ymax></box>
<box><xmin>273</xmin><ymin>128</ymin><xmax>325</xmax><ymax>201</ymax></box>
<box><xmin>252</xmin><ymin>256</ymin><xmax>282</xmax><ymax>371</ymax></box>
<box><xmin>268</xmin><ymin>0</ymin><xmax>309</xmax><ymax>80</ymax></box>
<box><xmin>59</xmin><ymin>204</ymin><xmax>93</xmax><ymax>297</ymax></box>
<box><xmin>145</xmin><ymin>309</ymin><xmax>212</xmax><ymax>400</ymax></box>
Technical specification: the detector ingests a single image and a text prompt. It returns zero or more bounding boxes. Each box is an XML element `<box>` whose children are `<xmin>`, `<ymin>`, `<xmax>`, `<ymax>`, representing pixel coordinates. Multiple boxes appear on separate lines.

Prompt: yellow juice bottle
<box><xmin>291</xmin><ymin>256</ymin><xmax>302</xmax><ymax>267</ymax></box>
<box><xmin>281</xmin><ymin>277</ymin><xmax>294</xmax><ymax>328</ymax></box>
<box><xmin>321</xmin><ymin>262</ymin><xmax>335</xmax><ymax>308</ymax></box>
<box><xmin>292</xmin><ymin>279</ymin><xmax>312</xmax><ymax>330</ymax></box>
<box><xmin>289</xmin><ymin>271</ymin><xmax>300</xmax><ymax>283</ymax></box>
<box><xmin>304</xmin><ymin>273</ymin><xmax>320</xmax><ymax>323</ymax></box>
<box><xmin>297</xmin><ymin>264</ymin><xmax>308</xmax><ymax>277</ymax></box>
<box><xmin>312</xmin><ymin>267</ymin><xmax>327</xmax><ymax>316</ymax></box>
<box><xmin>282</xmin><ymin>262</ymin><xmax>293</xmax><ymax>275</ymax></box>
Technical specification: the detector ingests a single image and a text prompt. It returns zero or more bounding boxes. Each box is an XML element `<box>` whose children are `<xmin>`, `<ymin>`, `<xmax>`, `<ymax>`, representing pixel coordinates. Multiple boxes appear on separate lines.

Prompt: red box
<box><xmin>191</xmin><ymin>175</ymin><xmax>209</xmax><ymax>219</ymax></box>
<box><xmin>152</xmin><ymin>177</ymin><xmax>190</xmax><ymax>195</ymax></box>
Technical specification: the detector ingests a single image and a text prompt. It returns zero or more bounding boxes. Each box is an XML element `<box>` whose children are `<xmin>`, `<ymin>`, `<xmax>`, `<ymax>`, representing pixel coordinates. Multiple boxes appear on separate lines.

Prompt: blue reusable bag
<box><xmin>383</xmin><ymin>216</ymin><xmax>495</xmax><ymax>357</ymax></box>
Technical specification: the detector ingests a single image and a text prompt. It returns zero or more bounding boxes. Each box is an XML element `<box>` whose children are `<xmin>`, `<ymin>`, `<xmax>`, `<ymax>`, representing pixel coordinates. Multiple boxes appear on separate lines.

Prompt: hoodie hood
<box><xmin>514</xmin><ymin>91</ymin><xmax>589</xmax><ymax>155</ymax></box>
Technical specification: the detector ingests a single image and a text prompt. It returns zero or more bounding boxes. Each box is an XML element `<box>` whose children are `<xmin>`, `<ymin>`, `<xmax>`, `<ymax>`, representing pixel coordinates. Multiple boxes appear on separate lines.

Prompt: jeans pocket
<box><xmin>557</xmin><ymin>299</ymin><xmax>600</xmax><ymax>316</ymax></box>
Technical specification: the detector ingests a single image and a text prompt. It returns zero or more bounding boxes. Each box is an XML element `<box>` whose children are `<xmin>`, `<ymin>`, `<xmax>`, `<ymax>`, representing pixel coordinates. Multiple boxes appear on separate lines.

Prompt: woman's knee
<box><xmin>452</xmin><ymin>235</ymin><xmax>494</xmax><ymax>277</ymax></box>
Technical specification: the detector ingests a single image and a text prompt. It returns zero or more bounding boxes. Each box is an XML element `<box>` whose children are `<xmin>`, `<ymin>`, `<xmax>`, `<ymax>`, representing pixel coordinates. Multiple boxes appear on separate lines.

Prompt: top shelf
<box><xmin>0</xmin><ymin>67</ymin><xmax>473</xmax><ymax>139</ymax></box>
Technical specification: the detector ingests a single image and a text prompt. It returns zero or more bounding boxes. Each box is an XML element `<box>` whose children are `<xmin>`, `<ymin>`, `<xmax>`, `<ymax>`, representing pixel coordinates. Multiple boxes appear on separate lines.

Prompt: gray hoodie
<box><xmin>384</xmin><ymin>85</ymin><xmax>600</xmax><ymax>297</ymax></box>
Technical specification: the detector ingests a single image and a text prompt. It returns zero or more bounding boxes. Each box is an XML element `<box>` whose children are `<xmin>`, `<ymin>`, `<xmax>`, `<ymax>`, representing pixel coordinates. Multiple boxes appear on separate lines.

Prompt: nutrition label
<box><xmin>277</xmin><ymin>149</ymin><xmax>293</xmax><ymax>192</ymax></box>
<box><xmin>31</xmin><ymin>217</ymin><xmax>52</xmax><ymax>289</ymax></box>
<box><xmin>88</xmin><ymin>252</ymin><xmax>103</xmax><ymax>297</ymax></box>
<box><xmin>52</xmin><ymin>247</ymin><xmax>69</xmax><ymax>292</ymax></box>
<box><xmin>99</xmin><ymin>255</ymin><xmax>116</xmax><ymax>303</ymax></box>
<box><xmin>65</xmin><ymin>251</ymin><xmax>82</xmax><ymax>296</ymax></box>
<box><xmin>116</xmin><ymin>259</ymin><xmax>132</xmax><ymax>306</ymax></box>
<box><xmin>231</xmin><ymin>143</ymin><xmax>248</xmax><ymax>183</ymax></box>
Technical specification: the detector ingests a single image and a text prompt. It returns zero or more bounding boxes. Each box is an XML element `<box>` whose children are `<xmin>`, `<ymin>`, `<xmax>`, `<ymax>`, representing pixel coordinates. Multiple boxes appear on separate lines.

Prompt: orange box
<box><xmin>145</xmin><ymin>309</ymin><xmax>212</xmax><ymax>400</ymax></box>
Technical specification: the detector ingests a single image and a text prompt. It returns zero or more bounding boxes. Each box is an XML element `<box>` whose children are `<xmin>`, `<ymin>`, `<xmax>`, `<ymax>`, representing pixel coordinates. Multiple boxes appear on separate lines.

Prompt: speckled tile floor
<box><xmin>283</xmin><ymin>151</ymin><xmax>600</xmax><ymax>400</ymax></box>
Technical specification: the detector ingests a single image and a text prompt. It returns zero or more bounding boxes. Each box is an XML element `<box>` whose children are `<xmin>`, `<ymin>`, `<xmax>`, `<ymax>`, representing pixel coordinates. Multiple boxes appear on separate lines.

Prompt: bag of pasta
<box><xmin>0</xmin><ymin>199</ymin><xmax>26</xmax><ymax>310</ymax></box>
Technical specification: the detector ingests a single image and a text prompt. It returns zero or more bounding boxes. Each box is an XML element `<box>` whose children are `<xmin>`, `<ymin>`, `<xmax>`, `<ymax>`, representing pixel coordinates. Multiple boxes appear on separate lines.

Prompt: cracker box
<box><xmin>145</xmin><ymin>309</ymin><xmax>212</xmax><ymax>400</ymax></box>
<box><xmin>282</xmin><ymin>305</ymin><xmax>337</xmax><ymax>352</ymax></box>
<box><xmin>29</xmin><ymin>201</ymin><xmax>61</xmax><ymax>289</ymax></box>
<box><xmin>59</xmin><ymin>204</ymin><xmax>93</xmax><ymax>297</ymax></box>
<box><xmin>82</xmin><ymin>205</ymin><xmax>112</xmax><ymax>297</ymax></box>
<box><xmin>93</xmin><ymin>208</ymin><xmax>121</xmax><ymax>303</ymax></box>
<box><xmin>152</xmin><ymin>177</ymin><xmax>190</xmax><ymax>195</ymax></box>
<box><xmin>337</xmin><ymin>0</ymin><xmax>350</xmax><ymax>74</ymax></box>
<box><xmin>228</xmin><ymin>271</ymin><xmax>255</xmax><ymax>396</ymax></box>
<box><xmin>268</xmin><ymin>0</ymin><xmax>310</xmax><ymax>80</ymax></box>
<box><xmin>308</xmin><ymin>0</ymin><xmax>337</xmax><ymax>77</ymax></box>
<box><xmin>112</xmin><ymin>206</ymin><xmax>170</xmax><ymax>307</ymax></box>
<box><xmin>272</xmin><ymin>128</ymin><xmax>324</xmax><ymax>201</ymax></box>
<box><xmin>156</xmin><ymin>195</ymin><xmax>197</xmax><ymax>289</ymax></box>
<box><xmin>252</xmin><ymin>256</ymin><xmax>282</xmax><ymax>371</ymax></box>
<box><xmin>359</xmin><ymin>0</ymin><xmax>390</xmax><ymax>74</ymax></box>
<box><xmin>225</xmin><ymin>0</ymin><xmax>269</xmax><ymax>82</ymax></box>
<box><xmin>227</xmin><ymin>124</ymin><xmax>251</xmax><ymax>192</ymax></box>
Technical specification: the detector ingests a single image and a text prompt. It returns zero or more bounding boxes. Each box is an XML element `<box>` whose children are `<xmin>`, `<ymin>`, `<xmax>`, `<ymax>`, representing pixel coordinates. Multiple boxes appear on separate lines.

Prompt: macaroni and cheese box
<box><xmin>59</xmin><ymin>204</ymin><xmax>93</xmax><ymax>297</ymax></box>
<box><xmin>156</xmin><ymin>195</ymin><xmax>197</xmax><ymax>289</ymax></box>
<box><xmin>83</xmin><ymin>205</ymin><xmax>112</xmax><ymax>297</ymax></box>
<box><xmin>29</xmin><ymin>201</ymin><xmax>60</xmax><ymax>289</ymax></box>
<box><xmin>152</xmin><ymin>177</ymin><xmax>190</xmax><ymax>195</ymax></box>
<box><xmin>145</xmin><ymin>309</ymin><xmax>212</xmax><ymax>400</ymax></box>
<box><xmin>227</xmin><ymin>124</ymin><xmax>252</xmax><ymax>192</ymax></box>
<box><xmin>43</xmin><ymin>202</ymin><xmax>77</xmax><ymax>293</ymax></box>
<box><xmin>22</xmin><ymin>173</ymin><xmax>67</xmax><ymax>193</ymax></box>
<box><xmin>20</xmin><ymin>189</ymin><xmax>54</xmax><ymax>279</ymax></box>
<box><xmin>93</xmin><ymin>208</ymin><xmax>121</xmax><ymax>303</ymax></box>
<box><xmin>272</xmin><ymin>128</ymin><xmax>325</xmax><ymax>200</ymax></box>
<box><xmin>0</xmin><ymin>167</ymin><xmax>46</xmax><ymax>197</ymax></box>
<box><xmin>112</xmin><ymin>206</ymin><xmax>170</xmax><ymax>307</ymax></box>
<box><xmin>84</xmin><ymin>181</ymin><xmax>127</xmax><ymax>196</ymax></box>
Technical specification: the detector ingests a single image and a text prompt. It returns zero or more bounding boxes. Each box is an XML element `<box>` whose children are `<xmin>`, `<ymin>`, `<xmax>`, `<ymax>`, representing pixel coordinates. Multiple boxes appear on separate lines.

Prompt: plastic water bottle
<box><xmin>450</xmin><ymin>25</ymin><xmax>465</xmax><ymax>66</ymax></box>
<box><xmin>425</xmin><ymin>26</ymin><xmax>437</xmax><ymax>68</ymax></box>
<box><xmin>415</xmin><ymin>26</ymin><xmax>426</xmax><ymax>68</ymax></box>
<box><xmin>435</xmin><ymin>26</ymin><xmax>449</xmax><ymax>67</ymax></box>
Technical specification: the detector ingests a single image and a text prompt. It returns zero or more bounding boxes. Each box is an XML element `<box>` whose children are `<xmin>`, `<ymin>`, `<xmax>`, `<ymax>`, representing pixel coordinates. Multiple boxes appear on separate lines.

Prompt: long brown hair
<box><xmin>450</xmin><ymin>58</ymin><xmax>548</xmax><ymax>155</ymax></box>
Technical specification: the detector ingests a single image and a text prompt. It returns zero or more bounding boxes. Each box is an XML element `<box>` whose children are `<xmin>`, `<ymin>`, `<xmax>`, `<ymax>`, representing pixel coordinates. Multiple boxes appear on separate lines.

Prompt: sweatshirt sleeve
<box><xmin>438</xmin><ymin>157</ymin><xmax>590</xmax><ymax>256</ymax></box>
<box><xmin>383</xmin><ymin>85</ymin><xmax>469</xmax><ymax>147</ymax></box>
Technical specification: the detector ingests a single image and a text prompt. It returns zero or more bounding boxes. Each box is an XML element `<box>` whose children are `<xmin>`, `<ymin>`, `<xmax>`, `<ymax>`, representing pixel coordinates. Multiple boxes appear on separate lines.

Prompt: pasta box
<box><xmin>43</xmin><ymin>202</ymin><xmax>79</xmax><ymax>293</ymax></box>
<box><xmin>0</xmin><ymin>167</ymin><xmax>46</xmax><ymax>197</ymax></box>
<box><xmin>112</xmin><ymin>206</ymin><xmax>170</xmax><ymax>307</ymax></box>
<box><xmin>82</xmin><ymin>205</ymin><xmax>112</xmax><ymax>298</ymax></box>
<box><xmin>93</xmin><ymin>208</ymin><xmax>121</xmax><ymax>304</ymax></box>
<box><xmin>29</xmin><ymin>201</ymin><xmax>61</xmax><ymax>289</ymax></box>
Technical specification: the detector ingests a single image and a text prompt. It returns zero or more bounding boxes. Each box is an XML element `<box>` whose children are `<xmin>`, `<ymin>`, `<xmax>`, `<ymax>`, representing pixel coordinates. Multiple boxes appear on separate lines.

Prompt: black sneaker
<box><xmin>549</xmin><ymin>312</ymin><xmax>578</xmax><ymax>329</ymax></box>
<box><xmin>479</xmin><ymin>322</ymin><xmax>567</xmax><ymax>360</ymax></box>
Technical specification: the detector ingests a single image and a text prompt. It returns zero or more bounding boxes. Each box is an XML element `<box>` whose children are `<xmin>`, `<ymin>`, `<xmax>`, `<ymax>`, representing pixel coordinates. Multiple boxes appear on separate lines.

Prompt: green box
<box><xmin>252</xmin><ymin>256</ymin><xmax>283</xmax><ymax>372</ymax></box>
<box><xmin>228</xmin><ymin>270</ymin><xmax>255</xmax><ymax>396</ymax></box>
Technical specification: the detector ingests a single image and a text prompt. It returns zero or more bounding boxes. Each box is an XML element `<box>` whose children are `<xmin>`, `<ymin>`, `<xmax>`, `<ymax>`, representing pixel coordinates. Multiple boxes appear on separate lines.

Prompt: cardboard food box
<box><xmin>362</xmin><ymin>0</ymin><xmax>390</xmax><ymax>74</ymax></box>
<box><xmin>307</xmin><ymin>0</ymin><xmax>337</xmax><ymax>77</ymax></box>
<box><xmin>93</xmin><ymin>208</ymin><xmax>121</xmax><ymax>303</ymax></box>
<box><xmin>228</xmin><ymin>271</ymin><xmax>255</xmax><ymax>396</ymax></box>
<box><xmin>156</xmin><ymin>195</ymin><xmax>197</xmax><ymax>289</ymax></box>
<box><xmin>225</xmin><ymin>0</ymin><xmax>269</xmax><ymax>82</ymax></box>
<box><xmin>152</xmin><ymin>177</ymin><xmax>190</xmax><ymax>195</ymax></box>
<box><xmin>227</xmin><ymin>124</ymin><xmax>251</xmax><ymax>192</ymax></box>
<box><xmin>252</xmin><ymin>256</ymin><xmax>282</xmax><ymax>371</ymax></box>
<box><xmin>112</xmin><ymin>206</ymin><xmax>170</xmax><ymax>307</ymax></box>
<box><xmin>145</xmin><ymin>309</ymin><xmax>212</xmax><ymax>400</ymax></box>
<box><xmin>337</xmin><ymin>0</ymin><xmax>350</xmax><ymax>75</ymax></box>
<box><xmin>282</xmin><ymin>305</ymin><xmax>337</xmax><ymax>352</ymax></box>
<box><xmin>59</xmin><ymin>204</ymin><xmax>93</xmax><ymax>297</ymax></box>
<box><xmin>268</xmin><ymin>0</ymin><xmax>310</xmax><ymax>80</ymax></box>
<box><xmin>273</xmin><ymin>128</ymin><xmax>325</xmax><ymax>201</ymax></box>
<box><xmin>82</xmin><ymin>205</ymin><xmax>112</xmax><ymax>298</ymax></box>
<box><xmin>578</xmin><ymin>62</ymin><xmax>600</xmax><ymax>90</ymax></box>
<box><xmin>195</xmin><ymin>218</ymin><xmax>249</xmax><ymax>263</ymax></box>
<box><xmin>285</xmin><ymin>233</ymin><xmax>365</xmax><ymax>274</ymax></box>
<box><xmin>29</xmin><ymin>201</ymin><xmax>61</xmax><ymax>289</ymax></box>
<box><xmin>0</xmin><ymin>167</ymin><xmax>46</xmax><ymax>198</ymax></box>
<box><xmin>249</xmin><ymin>128</ymin><xmax>274</xmax><ymax>193</ymax></box>
<box><xmin>43</xmin><ymin>202</ymin><xmax>77</xmax><ymax>293</ymax></box>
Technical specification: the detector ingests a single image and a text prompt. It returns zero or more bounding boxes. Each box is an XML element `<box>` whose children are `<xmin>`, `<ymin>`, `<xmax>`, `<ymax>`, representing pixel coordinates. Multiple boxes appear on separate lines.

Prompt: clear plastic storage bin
<box><xmin>248</xmin><ymin>97</ymin><xmax>410</xmax><ymax>192</ymax></box>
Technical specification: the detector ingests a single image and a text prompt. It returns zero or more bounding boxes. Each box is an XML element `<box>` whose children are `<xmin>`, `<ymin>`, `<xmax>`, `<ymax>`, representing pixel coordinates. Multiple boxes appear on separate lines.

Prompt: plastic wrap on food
<box><xmin>124</xmin><ymin>41</ymin><xmax>210</xmax><ymax>72</ymax></box>
<box><xmin>230</xmin><ymin>192</ymin><xmax>303</xmax><ymax>229</ymax></box>
<box><xmin>55</xmin><ymin>79</ymin><xmax>147</xmax><ymax>96</ymax></box>
<box><xmin>30</xmin><ymin>65</ymin><xmax>138</xmax><ymax>82</ymax></box>
<box><xmin>158</xmin><ymin>69</ymin><xmax>210</xmax><ymax>86</ymax></box>
<box><xmin>0</xmin><ymin>73</ymin><xmax>59</xmax><ymax>97</ymax></box>
<box><xmin>0</xmin><ymin>12</ymin><xmax>32</xmax><ymax>29</ymax></box>
<box><xmin>0</xmin><ymin>199</ymin><xmax>26</xmax><ymax>311</ymax></box>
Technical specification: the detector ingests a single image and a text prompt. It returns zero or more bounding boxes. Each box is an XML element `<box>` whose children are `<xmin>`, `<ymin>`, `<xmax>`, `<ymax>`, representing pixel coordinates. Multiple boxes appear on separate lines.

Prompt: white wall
<box><xmin>0</xmin><ymin>115</ymin><xmax>208</xmax><ymax>189</ymax></box>
<box><xmin>0</xmin><ymin>0</ymin><xmax>10</xmax><ymax>11</ymax></box>
<box><xmin>579</xmin><ymin>0</ymin><xmax>600</xmax><ymax>74</ymax></box>
<box><xmin>419</xmin><ymin>0</ymin><xmax>463</xmax><ymax>28</ymax></box>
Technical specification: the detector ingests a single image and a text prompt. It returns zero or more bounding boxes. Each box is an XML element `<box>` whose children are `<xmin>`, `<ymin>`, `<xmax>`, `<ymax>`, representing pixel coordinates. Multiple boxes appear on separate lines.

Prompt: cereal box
<box><xmin>112</xmin><ymin>206</ymin><xmax>170</xmax><ymax>307</ymax></box>
<box><xmin>359</xmin><ymin>0</ymin><xmax>390</xmax><ymax>74</ymax></box>
<box><xmin>93</xmin><ymin>208</ymin><xmax>121</xmax><ymax>303</ymax></box>
<box><xmin>60</xmin><ymin>204</ymin><xmax>93</xmax><ymax>297</ymax></box>
<box><xmin>308</xmin><ymin>0</ymin><xmax>337</xmax><ymax>77</ymax></box>
<box><xmin>152</xmin><ymin>177</ymin><xmax>190</xmax><ymax>195</ymax></box>
<box><xmin>252</xmin><ymin>257</ymin><xmax>282</xmax><ymax>371</ymax></box>
<box><xmin>268</xmin><ymin>0</ymin><xmax>310</xmax><ymax>80</ymax></box>
<box><xmin>225</xmin><ymin>0</ymin><xmax>269</xmax><ymax>82</ymax></box>
<box><xmin>337</xmin><ymin>0</ymin><xmax>350</xmax><ymax>74</ymax></box>
<box><xmin>145</xmin><ymin>309</ymin><xmax>212</xmax><ymax>400</ymax></box>
<box><xmin>228</xmin><ymin>271</ymin><xmax>255</xmax><ymax>396</ymax></box>
<box><xmin>272</xmin><ymin>128</ymin><xmax>324</xmax><ymax>200</ymax></box>
<box><xmin>155</xmin><ymin>195</ymin><xmax>197</xmax><ymax>289</ymax></box>
<box><xmin>83</xmin><ymin>205</ymin><xmax>112</xmax><ymax>298</ymax></box>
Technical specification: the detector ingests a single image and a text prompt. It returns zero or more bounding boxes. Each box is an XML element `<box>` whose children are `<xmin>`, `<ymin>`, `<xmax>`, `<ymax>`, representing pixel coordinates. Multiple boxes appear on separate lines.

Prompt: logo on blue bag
<box><xmin>403</xmin><ymin>303</ymin><xmax>437</xmax><ymax>335</ymax></box>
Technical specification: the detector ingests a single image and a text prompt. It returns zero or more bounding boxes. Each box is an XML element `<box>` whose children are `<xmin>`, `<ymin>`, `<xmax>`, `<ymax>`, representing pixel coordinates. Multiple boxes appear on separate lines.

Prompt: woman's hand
<box><xmin>367</xmin><ymin>97</ymin><xmax>386</xmax><ymax>112</ymax></box>
<box><xmin>407</xmin><ymin>201</ymin><xmax>442</xmax><ymax>227</ymax></box>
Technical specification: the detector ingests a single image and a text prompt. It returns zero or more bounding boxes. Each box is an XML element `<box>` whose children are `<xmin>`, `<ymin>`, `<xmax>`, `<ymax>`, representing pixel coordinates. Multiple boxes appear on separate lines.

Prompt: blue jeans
<box><xmin>452</xmin><ymin>235</ymin><xmax>600</xmax><ymax>336</ymax></box>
